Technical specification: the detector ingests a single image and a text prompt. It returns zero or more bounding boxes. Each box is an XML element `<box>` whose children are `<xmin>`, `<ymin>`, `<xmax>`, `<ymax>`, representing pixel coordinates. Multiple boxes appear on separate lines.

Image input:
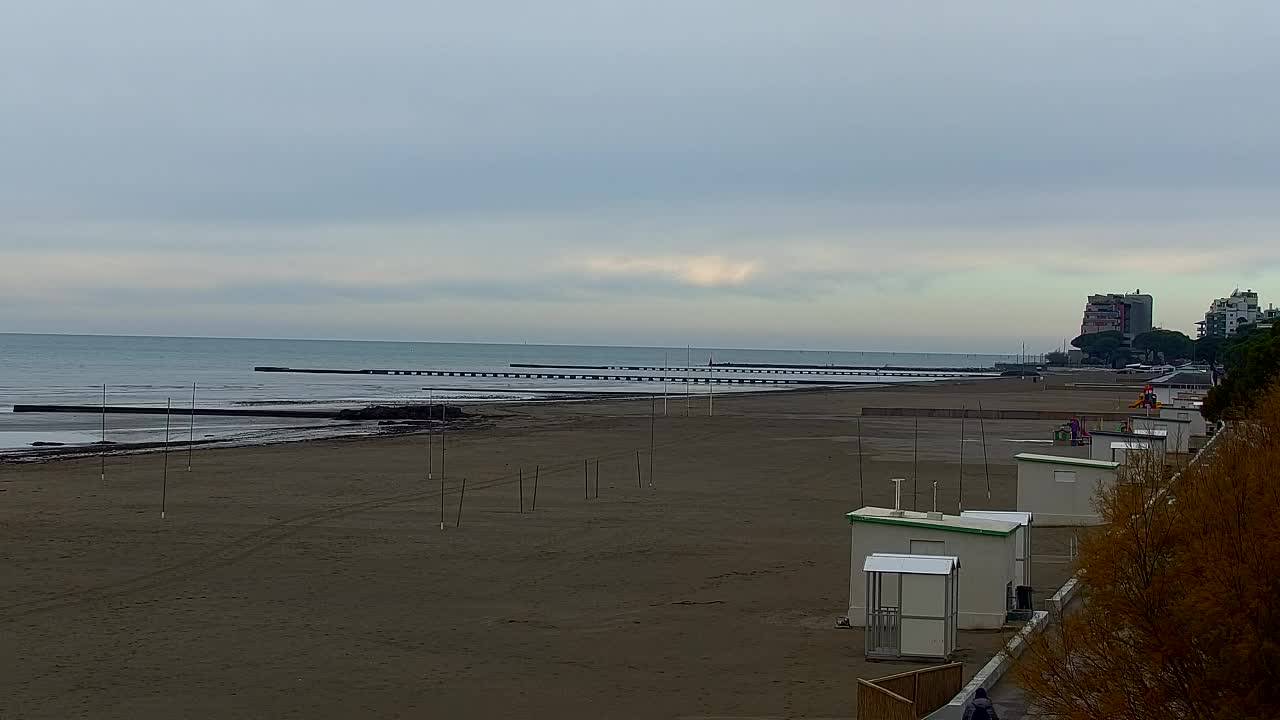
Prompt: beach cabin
<box><xmin>1088</xmin><ymin>430</ymin><xmax>1163</xmax><ymax>464</ymax></box>
<box><xmin>960</xmin><ymin>510</ymin><xmax>1032</xmax><ymax>588</ymax></box>
<box><xmin>1131</xmin><ymin>415</ymin><xmax>1192</xmax><ymax>453</ymax></box>
<box><xmin>1158</xmin><ymin>406</ymin><xmax>1208</xmax><ymax>437</ymax></box>
<box><xmin>1015</xmin><ymin>453</ymin><xmax>1119</xmax><ymax>526</ymax></box>
<box><xmin>863</xmin><ymin>553</ymin><xmax>960</xmax><ymax>662</ymax></box>
<box><xmin>1147</xmin><ymin>370</ymin><xmax>1212</xmax><ymax>407</ymax></box>
<box><xmin>847</xmin><ymin>507</ymin><xmax>1019</xmax><ymax>630</ymax></box>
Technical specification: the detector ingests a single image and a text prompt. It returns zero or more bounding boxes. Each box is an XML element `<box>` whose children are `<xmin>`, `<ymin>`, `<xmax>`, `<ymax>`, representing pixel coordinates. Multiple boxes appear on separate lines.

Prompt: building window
<box><xmin>1054</xmin><ymin>470</ymin><xmax>1077</xmax><ymax>483</ymax></box>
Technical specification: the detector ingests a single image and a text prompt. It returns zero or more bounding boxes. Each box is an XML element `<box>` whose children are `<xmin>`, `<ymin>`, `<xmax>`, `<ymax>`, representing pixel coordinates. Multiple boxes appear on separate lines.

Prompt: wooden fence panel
<box><xmin>911</xmin><ymin>662</ymin><xmax>964</xmax><ymax>716</ymax></box>
<box><xmin>856</xmin><ymin>678</ymin><xmax>916</xmax><ymax>720</ymax></box>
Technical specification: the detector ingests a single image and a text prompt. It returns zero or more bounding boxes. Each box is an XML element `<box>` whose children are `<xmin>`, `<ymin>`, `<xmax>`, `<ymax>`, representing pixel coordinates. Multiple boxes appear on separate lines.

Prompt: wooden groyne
<box><xmin>254</xmin><ymin>366</ymin><xmax>855</xmax><ymax>386</ymax></box>
<box><xmin>13</xmin><ymin>404</ymin><xmax>335</xmax><ymax>419</ymax></box>
<box><xmin>510</xmin><ymin>363</ymin><xmax>993</xmax><ymax>378</ymax></box>
<box><xmin>12</xmin><ymin>404</ymin><xmax>464</xmax><ymax>421</ymax></box>
<box><xmin>861</xmin><ymin>407</ymin><xmax>1135</xmax><ymax>421</ymax></box>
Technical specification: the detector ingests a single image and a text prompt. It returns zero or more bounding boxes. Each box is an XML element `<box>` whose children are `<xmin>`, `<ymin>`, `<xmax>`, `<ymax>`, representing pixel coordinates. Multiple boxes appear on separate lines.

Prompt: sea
<box><xmin>0</xmin><ymin>334</ymin><xmax>1015</xmax><ymax>455</ymax></box>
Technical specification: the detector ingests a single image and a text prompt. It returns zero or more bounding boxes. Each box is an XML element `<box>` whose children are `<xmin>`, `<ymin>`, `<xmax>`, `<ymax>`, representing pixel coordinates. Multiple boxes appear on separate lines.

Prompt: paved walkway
<box><xmin>988</xmin><ymin>678</ymin><xmax>1037</xmax><ymax>718</ymax></box>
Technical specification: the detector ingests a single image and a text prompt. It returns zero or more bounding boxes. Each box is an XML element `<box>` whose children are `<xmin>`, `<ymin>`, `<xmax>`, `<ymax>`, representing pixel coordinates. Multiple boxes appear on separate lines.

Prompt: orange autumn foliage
<box><xmin>1016</xmin><ymin>383</ymin><xmax>1280</xmax><ymax>720</ymax></box>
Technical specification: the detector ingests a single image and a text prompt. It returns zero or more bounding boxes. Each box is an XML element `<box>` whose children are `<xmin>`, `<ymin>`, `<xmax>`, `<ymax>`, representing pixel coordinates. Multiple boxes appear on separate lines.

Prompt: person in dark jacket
<box><xmin>962</xmin><ymin>687</ymin><xmax>999</xmax><ymax>720</ymax></box>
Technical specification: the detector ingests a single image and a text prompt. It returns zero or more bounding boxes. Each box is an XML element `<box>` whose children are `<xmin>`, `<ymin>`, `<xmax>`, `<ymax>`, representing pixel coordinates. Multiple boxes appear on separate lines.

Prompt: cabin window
<box><xmin>1054</xmin><ymin>470</ymin><xmax>1077</xmax><ymax>483</ymax></box>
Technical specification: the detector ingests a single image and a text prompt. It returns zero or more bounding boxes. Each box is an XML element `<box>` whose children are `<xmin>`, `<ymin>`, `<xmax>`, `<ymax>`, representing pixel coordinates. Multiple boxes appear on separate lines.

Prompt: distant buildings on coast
<box><xmin>1079</xmin><ymin>291</ymin><xmax>1153</xmax><ymax>344</ymax></box>
<box><xmin>1197</xmin><ymin>289</ymin><xmax>1280</xmax><ymax>338</ymax></box>
<box><xmin>1075</xmin><ymin>288</ymin><xmax>1278</xmax><ymax>345</ymax></box>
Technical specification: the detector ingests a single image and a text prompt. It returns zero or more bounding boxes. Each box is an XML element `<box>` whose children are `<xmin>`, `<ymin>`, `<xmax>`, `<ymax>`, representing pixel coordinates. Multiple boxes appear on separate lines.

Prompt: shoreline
<box><xmin>2</xmin><ymin>372</ymin><xmax>1122</xmax><ymax>719</ymax></box>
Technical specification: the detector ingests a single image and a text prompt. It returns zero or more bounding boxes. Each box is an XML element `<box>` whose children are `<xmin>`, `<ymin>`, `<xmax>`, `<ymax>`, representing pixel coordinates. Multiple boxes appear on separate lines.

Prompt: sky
<box><xmin>3</xmin><ymin>1</ymin><xmax>1280</xmax><ymax>354</ymax></box>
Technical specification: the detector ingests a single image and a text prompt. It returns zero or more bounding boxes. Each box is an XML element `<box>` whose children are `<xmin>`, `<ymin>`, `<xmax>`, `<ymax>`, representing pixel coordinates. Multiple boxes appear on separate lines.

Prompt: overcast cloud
<box><xmin>3</xmin><ymin>1</ymin><xmax>1279</xmax><ymax>352</ymax></box>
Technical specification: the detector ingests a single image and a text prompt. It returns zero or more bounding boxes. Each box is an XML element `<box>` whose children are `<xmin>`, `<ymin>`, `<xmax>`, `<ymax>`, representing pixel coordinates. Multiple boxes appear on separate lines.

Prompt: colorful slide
<box><xmin>1129</xmin><ymin>384</ymin><xmax>1162</xmax><ymax>409</ymax></box>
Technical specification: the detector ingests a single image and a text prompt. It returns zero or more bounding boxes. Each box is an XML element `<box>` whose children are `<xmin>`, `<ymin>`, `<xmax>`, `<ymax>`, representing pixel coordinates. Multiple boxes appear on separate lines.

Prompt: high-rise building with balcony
<box><xmin>1079</xmin><ymin>291</ymin><xmax>1153</xmax><ymax>343</ymax></box>
<box><xmin>1197</xmin><ymin>289</ymin><xmax>1261</xmax><ymax>338</ymax></box>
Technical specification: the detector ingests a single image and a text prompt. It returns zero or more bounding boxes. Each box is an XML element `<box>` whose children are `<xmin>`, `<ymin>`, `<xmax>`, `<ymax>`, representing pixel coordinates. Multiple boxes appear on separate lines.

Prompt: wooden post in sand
<box><xmin>635</xmin><ymin>450</ymin><xmax>642</xmax><ymax>488</ymax></box>
<box><xmin>857</xmin><ymin>416</ymin><xmax>865</xmax><ymax>507</ymax></box>
<box><xmin>978</xmin><ymin>401</ymin><xmax>992</xmax><ymax>500</ymax></box>
<box><xmin>594</xmin><ymin>458</ymin><xmax>600</xmax><ymax>499</ymax></box>
<box><xmin>649</xmin><ymin>395</ymin><xmax>656</xmax><ymax>488</ymax></box>
<box><xmin>584</xmin><ymin>459</ymin><xmax>589</xmax><ymax>500</ymax></box>
<box><xmin>100</xmin><ymin>384</ymin><xmax>107</xmax><ymax>482</ymax></box>
<box><xmin>519</xmin><ymin>467</ymin><xmax>524</xmax><ymax>513</ymax></box>
<box><xmin>912</xmin><ymin>417</ymin><xmax>919</xmax><ymax>511</ymax></box>
<box><xmin>456</xmin><ymin>478</ymin><xmax>467</xmax><ymax>527</ymax></box>
<box><xmin>532</xmin><ymin>465</ymin><xmax>540</xmax><ymax>511</ymax></box>
<box><xmin>187</xmin><ymin>381</ymin><xmax>196</xmax><ymax>471</ymax></box>
<box><xmin>161</xmin><ymin>397</ymin><xmax>171</xmax><ymax>519</ymax></box>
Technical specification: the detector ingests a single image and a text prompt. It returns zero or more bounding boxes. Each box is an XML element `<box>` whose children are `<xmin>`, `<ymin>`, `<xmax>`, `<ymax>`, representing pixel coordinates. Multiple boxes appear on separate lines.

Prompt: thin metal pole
<box><xmin>648</xmin><ymin>395</ymin><xmax>655</xmax><ymax>487</ymax></box>
<box><xmin>913</xmin><ymin>417</ymin><xmax>919</xmax><ymax>511</ymax></box>
<box><xmin>594</xmin><ymin>459</ymin><xmax>600</xmax><ymax>499</ymax></box>
<box><xmin>532</xmin><ymin>465</ymin><xmax>540</xmax><ymax>511</ymax></box>
<box><xmin>100</xmin><ymin>384</ymin><xmax>107</xmax><ymax>482</ymax></box>
<box><xmin>519</xmin><ymin>467</ymin><xmax>524</xmax><ymax>513</ymax></box>
<box><xmin>663</xmin><ymin>351</ymin><xmax>669</xmax><ymax>416</ymax></box>
<box><xmin>440</xmin><ymin>401</ymin><xmax>446</xmax><ymax>530</ymax></box>
<box><xmin>456</xmin><ymin>478</ymin><xmax>466</xmax><ymax>527</ymax></box>
<box><xmin>978</xmin><ymin>401</ymin><xmax>992</xmax><ymax>499</ymax></box>
<box><xmin>685</xmin><ymin>345</ymin><xmax>691</xmax><ymax>417</ymax></box>
<box><xmin>187</xmin><ymin>381</ymin><xmax>196</xmax><ymax>471</ymax></box>
<box><xmin>708</xmin><ymin>352</ymin><xmax>714</xmax><ymax>417</ymax></box>
<box><xmin>958</xmin><ymin>407</ymin><xmax>966</xmax><ymax>512</ymax></box>
<box><xmin>584</xmin><ymin>459</ymin><xmax>589</xmax><ymax>500</ymax></box>
<box><xmin>161</xmin><ymin>397</ymin><xmax>171</xmax><ymax>518</ymax></box>
<box><xmin>857</xmin><ymin>417</ymin><xmax>865</xmax><ymax>507</ymax></box>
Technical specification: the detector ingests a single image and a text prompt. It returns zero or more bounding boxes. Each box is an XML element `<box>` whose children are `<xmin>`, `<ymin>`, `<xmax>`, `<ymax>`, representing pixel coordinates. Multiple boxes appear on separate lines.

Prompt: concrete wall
<box><xmin>1131</xmin><ymin>416</ymin><xmax>1192</xmax><ymax>453</ymax></box>
<box><xmin>848</xmin><ymin>524</ymin><xmax>1016</xmax><ymax>630</ymax></box>
<box><xmin>1159</xmin><ymin>407</ymin><xmax>1207</xmax><ymax>436</ymax></box>
<box><xmin>1016</xmin><ymin>461</ymin><xmax>1116</xmax><ymax>526</ymax></box>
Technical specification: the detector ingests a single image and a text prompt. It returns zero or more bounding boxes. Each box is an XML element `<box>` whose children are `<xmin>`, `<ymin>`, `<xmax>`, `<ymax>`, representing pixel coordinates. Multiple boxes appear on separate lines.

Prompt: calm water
<box><xmin>0</xmin><ymin>334</ymin><xmax>1014</xmax><ymax>452</ymax></box>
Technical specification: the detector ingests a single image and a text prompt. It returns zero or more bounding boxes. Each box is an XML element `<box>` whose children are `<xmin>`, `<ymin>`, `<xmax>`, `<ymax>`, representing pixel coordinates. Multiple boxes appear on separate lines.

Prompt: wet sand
<box><xmin>0</xmin><ymin>374</ymin><xmax>1124</xmax><ymax>719</ymax></box>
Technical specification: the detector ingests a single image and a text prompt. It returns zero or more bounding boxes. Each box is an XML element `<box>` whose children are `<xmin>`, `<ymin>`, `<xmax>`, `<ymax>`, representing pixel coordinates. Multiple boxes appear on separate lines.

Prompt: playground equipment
<box><xmin>1129</xmin><ymin>384</ymin><xmax>1161</xmax><ymax>409</ymax></box>
<box><xmin>1053</xmin><ymin>416</ymin><xmax>1092</xmax><ymax>446</ymax></box>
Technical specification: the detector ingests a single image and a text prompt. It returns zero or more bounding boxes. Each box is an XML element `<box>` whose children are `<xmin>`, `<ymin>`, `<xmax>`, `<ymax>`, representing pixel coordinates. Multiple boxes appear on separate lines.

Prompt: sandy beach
<box><xmin>1</xmin><ymin>374</ymin><xmax>1127</xmax><ymax>719</ymax></box>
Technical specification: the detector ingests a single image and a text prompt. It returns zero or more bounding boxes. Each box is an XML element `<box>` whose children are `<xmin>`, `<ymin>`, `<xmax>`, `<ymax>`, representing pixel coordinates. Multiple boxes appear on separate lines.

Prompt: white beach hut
<box><xmin>863</xmin><ymin>553</ymin><xmax>960</xmax><ymax>662</ymax></box>
<box><xmin>1131</xmin><ymin>415</ymin><xmax>1192</xmax><ymax>453</ymax></box>
<box><xmin>847</xmin><ymin>507</ymin><xmax>1019</xmax><ymax>630</ymax></box>
<box><xmin>1158</xmin><ymin>406</ymin><xmax>1208</xmax><ymax>437</ymax></box>
<box><xmin>1088</xmin><ymin>430</ymin><xmax>1163</xmax><ymax>464</ymax></box>
<box><xmin>1015</xmin><ymin>453</ymin><xmax>1119</xmax><ymax>526</ymax></box>
<box><xmin>960</xmin><ymin>510</ymin><xmax>1033</xmax><ymax>589</ymax></box>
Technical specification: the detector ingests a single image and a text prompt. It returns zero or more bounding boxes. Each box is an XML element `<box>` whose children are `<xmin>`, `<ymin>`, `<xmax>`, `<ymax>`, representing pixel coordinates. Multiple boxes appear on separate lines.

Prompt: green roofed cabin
<box><xmin>847</xmin><ymin>506</ymin><xmax>1021</xmax><ymax>630</ymax></box>
<box><xmin>1015</xmin><ymin>453</ymin><xmax>1119</xmax><ymax>526</ymax></box>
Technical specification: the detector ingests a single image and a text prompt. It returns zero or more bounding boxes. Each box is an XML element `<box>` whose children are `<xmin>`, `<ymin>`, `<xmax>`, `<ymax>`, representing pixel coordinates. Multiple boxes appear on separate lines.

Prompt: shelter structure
<box><xmin>1158</xmin><ymin>406</ymin><xmax>1208</xmax><ymax>437</ymax></box>
<box><xmin>863</xmin><ymin>553</ymin><xmax>960</xmax><ymax>662</ymax></box>
<box><xmin>960</xmin><ymin>510</ymin><xmax>1032</xmax><ymax>588</ymax></box>
<box><xmin>1147</xmin><ymin>369</ymin><xmax>1212</xmax><ymax>406</ymax></box>
<box><xmin>1131</xmin><ymin>415</ymin><xmax>1192</xmax><ymax>453</ymax></box>
<box><xmin>847</xmin><ymin>507</ymin><xmax>1019</xmax><ymax>630</ymax></box>
<box><xmin>1014</xmin><ymin>453</ymin><xmax>1119</xmax><ymax>526</ymax></box>
<box><xmin>1089</xmin><ymin>430</ymin><xmax>1163</xmax><ymax>464</ymax></box>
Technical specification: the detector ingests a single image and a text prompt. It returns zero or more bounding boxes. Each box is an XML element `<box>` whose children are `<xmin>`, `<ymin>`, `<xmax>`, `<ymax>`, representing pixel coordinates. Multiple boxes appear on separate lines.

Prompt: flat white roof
<box><xmin>1014</xmin><ymin>453</ymin><xmax>1121</xmax><ymax>470</ymax></box>
<box><xmin>1134</xmin><ymin>428</ymin><xmax>1168</xmax><ymax>437</ymax></box>
<box><xmin>864</xmin><ymin>552</ymin><xmax>960</xmax><ymax>575</ymax></box>
<box><xmin>1111</xmin><ymin>441</ymin><xmax>1150</xmax><ymax>450</ymax></box>
<box><xmin>847</xmin><ymin>506</ymin><xmax>1019</xmax><ymax>536</ymax></box>
<box><xmin>961</xmin><ymin>510</ymin><xmax>1032</xmax><ymax>527</ymax></box>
